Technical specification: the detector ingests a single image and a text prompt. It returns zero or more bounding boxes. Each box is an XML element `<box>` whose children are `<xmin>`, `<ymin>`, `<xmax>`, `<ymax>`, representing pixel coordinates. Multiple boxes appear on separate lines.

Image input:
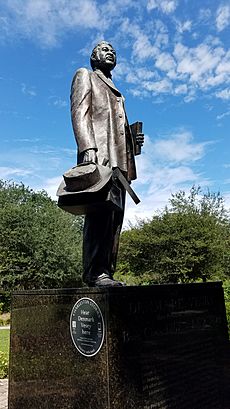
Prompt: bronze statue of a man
<box><xmin>71</xmin><ymin>41</ymin><xmax>144</xmax><ymax>287</ymax></box>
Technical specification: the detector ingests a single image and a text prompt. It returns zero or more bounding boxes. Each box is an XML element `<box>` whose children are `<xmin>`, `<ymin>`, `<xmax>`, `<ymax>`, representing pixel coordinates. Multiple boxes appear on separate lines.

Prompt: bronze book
<box><xmin>130</xmin><ymin>121</ymin><xmax>143</xmax><ymax>155</ymax></box>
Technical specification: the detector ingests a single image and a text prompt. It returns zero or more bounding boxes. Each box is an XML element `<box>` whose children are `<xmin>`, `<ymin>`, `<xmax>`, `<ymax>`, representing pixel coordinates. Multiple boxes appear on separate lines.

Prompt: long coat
<box><xmin>71</xmin><ymin>68</ymin><xmax>137</xmax><ymax>181</ymax></box>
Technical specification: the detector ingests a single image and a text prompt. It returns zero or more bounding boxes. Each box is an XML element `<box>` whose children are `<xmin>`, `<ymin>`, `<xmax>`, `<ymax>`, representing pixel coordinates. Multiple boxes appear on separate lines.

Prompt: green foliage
<box><xmin>225</xmin><ymin>302</ymin><xmax>230</xmax><ymax>335</ymax></box>
<box><xmin>0</xmin><ymin>292</ymin><xmax>11</xmax><ymax>313</ymax></box>
<box><xmin>0</xmin><ymin>180</ymin><xmax>84</xmax><ymax>291</ymax></box>
<box><xmin>0</xmin><ymin>329</ymin><xmax>10</xmax><ymax>378</ymax></box>
<box><xmin>114</xmin><ymin>268</ymin><xmax>153</xmax><ymax>286</ymax></box>
<box><xmin>223</xmin><ymin>281</ymin><xmax>230</xmax><ymax>335</ymax></box>
<box><xmin>223</xmin><ymin>280</ymin><xmax>230</xmax><ymax>301</ymax></box>
<box><xmin>118</xmin><ymin>186</ymin><xmax>230</xmax><ymax>284</ymax></box>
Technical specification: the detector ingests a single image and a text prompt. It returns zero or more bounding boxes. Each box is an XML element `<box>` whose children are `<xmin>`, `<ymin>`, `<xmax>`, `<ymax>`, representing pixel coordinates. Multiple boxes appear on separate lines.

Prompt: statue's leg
<box><xmin>82</xmin><ymin>185</ymin><xmax>126</xmax><ymax>286</ymax></box>
<box><xmin>82</xmin><ymin>208</ymin><xmax>114</xmax><ymax>285</ymax></box>
<box><xmin>110</xmin><ymin>188</ymin><xmax>126</xmax><ymax>276</ymax></box>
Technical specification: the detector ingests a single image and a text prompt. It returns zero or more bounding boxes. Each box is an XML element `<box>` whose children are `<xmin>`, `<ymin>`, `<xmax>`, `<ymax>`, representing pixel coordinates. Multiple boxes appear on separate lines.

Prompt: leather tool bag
<box><xmin>57</xmin><ymin>176</ymin><xmax>123</xmax><ymax>216</ymax></box>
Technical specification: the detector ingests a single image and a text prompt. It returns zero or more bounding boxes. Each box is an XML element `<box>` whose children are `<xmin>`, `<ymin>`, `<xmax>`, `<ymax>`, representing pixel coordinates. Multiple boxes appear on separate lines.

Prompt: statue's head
<box><xmin>90</xmin><ymin>41</ymin><xmax>116</xmax><ymax>72</ymax></box>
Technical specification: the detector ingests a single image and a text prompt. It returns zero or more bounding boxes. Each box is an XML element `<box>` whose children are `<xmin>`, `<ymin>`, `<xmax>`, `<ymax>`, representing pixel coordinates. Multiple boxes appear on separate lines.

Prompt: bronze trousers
<box><xmin>82</xmin><ymin>186</ymin><xmax>126</xmax><ymax>284</ymax></box>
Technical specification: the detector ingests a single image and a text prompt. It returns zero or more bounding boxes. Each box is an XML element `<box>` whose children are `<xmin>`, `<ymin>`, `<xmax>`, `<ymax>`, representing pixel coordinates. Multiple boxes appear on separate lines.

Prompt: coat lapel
<box><xmin>94</xmin><ymin>70</ymin><xmax>121</xmax><ymax>95</ymax></box>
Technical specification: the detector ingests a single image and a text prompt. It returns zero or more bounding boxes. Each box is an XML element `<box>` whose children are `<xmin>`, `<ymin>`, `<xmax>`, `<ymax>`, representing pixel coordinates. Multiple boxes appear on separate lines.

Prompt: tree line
<box><xmin>115</xmin><ymin>186</ymin><xmax>230</xmax><ymax>285</ymax></box>
<box><xmin>0</xmin><ymin>181</ymin><xmax>230</xmax><ymax>304</ymax></box>
<box><xmin>0</xmin><ymin>180</ymin><xmax>83</xmax><ymax>295</ymax></box>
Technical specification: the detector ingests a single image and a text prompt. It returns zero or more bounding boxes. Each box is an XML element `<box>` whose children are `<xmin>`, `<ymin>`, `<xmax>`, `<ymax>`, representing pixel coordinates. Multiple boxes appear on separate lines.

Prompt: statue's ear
<box><xmin>90</xmin><ymin>52</ymin><xmax>98</xmax><ymax>70</ymax></box>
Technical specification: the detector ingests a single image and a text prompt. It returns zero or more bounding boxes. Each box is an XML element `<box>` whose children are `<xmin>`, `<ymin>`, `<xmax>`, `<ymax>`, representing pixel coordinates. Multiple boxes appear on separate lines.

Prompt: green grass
<box><xmin>0</xmin><ymin>329</ymin><xmax>10</xmax><ymax>378</ymax></box>
<box><xmin>0</xmin><ymin>329</ymin><xmax>10</xmax><ymax>355</ymax></box>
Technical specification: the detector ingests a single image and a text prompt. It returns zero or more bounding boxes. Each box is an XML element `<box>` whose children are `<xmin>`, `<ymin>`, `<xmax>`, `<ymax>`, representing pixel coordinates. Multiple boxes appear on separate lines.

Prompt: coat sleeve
<box><xmin>70</xmin><ymin>68</ymin><xmax>97</xmax><ymax>153</ymax></box>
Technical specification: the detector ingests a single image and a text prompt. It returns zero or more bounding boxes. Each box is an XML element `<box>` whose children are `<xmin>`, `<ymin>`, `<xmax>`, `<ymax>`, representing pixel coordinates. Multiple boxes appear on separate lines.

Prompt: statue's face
<box><xmin>96</xmin><ymin>43</ymin><xmax>116</xmax><ymax>71</ymax></box>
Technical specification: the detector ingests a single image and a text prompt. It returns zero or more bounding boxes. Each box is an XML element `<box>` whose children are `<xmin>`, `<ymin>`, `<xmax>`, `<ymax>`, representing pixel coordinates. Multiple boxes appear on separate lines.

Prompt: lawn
<box><xmin>0</xmin><ymin>329</ymin><xmax>10</xmax><ymax>378</ymax></box>
<box><xmin>0</xmin><ymin>329</ymin><xmax>10</xmax><ymax>355</ymax></box>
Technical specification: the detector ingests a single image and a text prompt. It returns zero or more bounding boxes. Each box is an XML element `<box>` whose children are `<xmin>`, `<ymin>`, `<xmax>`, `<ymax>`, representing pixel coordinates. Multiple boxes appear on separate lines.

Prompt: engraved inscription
<box><xmin>121</xmin><ymin>289</ymin><xmax>223</xmax><ymax>409</ymax></box>
<box><xmin>70</xmin><ymin>297</ymin><xmax>104</xmax><ymax>357</ymax></box>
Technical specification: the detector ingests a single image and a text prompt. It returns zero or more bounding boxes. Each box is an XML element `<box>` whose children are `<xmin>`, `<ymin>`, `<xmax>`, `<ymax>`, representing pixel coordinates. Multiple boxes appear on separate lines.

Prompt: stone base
<box><xmin>9</xmin><ymin>282</ymin><xmax>230</xmax><ymax>409</ymax></box>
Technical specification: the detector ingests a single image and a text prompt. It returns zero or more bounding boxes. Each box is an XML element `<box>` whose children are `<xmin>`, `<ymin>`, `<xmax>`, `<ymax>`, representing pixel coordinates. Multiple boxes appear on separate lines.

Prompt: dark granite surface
<box><xmin>9</xmin><ymin>282</ymin><xmax>230</xmax><ymax>409</ymax></box>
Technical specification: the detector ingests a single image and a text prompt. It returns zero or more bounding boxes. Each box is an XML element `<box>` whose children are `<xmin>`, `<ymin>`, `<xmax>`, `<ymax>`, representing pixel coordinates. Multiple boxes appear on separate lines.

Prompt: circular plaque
<box><xmin>70</xmin><ymin>297</ymin><xmax>105</xmax><ymax>357</ymax></box>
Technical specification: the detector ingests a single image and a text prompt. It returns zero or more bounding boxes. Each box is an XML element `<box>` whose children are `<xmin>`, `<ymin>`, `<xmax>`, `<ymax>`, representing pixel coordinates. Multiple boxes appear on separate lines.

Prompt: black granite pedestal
<box><xmin>9</xmin><ymin>282</ymin><xmax>230</xmax><ymax>409</ymax></box>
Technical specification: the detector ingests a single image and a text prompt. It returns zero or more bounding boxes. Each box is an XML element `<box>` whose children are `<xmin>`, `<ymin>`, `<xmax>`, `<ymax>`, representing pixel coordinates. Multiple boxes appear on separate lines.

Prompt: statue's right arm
<box><xmin>71</xmin><ymin>68</ymin><xmax>97</xmax><ymax>155</ymax></box>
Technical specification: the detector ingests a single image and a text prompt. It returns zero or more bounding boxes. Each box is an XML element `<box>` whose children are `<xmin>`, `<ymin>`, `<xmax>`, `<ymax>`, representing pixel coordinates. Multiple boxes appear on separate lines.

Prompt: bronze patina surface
<box><xmin>68</xmin><ymin>41</ymin><xmax>144</xmax><ymax>287</ymax></box>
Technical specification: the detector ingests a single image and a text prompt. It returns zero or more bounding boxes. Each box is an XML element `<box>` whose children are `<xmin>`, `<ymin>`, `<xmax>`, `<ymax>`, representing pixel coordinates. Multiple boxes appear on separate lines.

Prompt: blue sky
<box><xmin>0</xmin><ymin>0</ymin><xmax>230</xmax><ymax>225</ymax></box>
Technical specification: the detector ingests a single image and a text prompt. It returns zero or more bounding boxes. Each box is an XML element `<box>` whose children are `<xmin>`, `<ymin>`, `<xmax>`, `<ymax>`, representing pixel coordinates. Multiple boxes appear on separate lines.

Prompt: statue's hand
<box><xmin>82</xmin><ymin>149</ymin><xmax>97</xmax><ymax>163</ymax></box>
<box><xmin>136</xmin><ymin>133</ymin><xmax>144</xmax><ymax>147</ymax></box>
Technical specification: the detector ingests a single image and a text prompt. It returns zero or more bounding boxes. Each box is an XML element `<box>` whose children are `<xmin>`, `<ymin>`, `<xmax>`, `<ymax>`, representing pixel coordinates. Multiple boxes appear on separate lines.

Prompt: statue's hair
<box><xmin>90</xmin><ymin>41</ymin><xmax>116</xmax><ymax>70</ymax></box>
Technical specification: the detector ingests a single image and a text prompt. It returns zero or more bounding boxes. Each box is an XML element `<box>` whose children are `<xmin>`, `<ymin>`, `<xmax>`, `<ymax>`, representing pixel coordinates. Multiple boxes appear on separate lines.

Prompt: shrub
<box><xmin>0</xmin><ymin>314</ymin><xmax>10</xmax><ymax>326</ymax></box>
<box><xmin>223</xmin><ymin>281</ymin><xmax>230</xmax><ymax>336</ymax></box>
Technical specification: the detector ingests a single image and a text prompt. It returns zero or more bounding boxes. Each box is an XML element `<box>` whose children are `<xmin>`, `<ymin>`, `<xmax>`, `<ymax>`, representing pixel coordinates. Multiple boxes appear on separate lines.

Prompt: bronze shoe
<box><xmin>91</xmin><ymin>273</ymin><xmax>125</xmax><ymax>287</ymax></box>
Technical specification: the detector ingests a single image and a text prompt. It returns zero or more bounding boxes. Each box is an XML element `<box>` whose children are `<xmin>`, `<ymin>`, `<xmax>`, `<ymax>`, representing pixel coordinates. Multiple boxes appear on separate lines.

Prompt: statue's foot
<box><xmin>89</xmin><ymin>273</ymin><xmax>125</xmax><ymax>287</ymax></box>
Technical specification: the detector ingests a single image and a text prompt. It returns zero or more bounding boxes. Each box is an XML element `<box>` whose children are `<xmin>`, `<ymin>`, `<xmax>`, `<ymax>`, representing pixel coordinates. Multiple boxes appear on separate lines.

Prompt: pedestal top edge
<box><xmin>11</xmin><ymin>281</ymin><xmax>223</xmax><ymax>296</ymax></box>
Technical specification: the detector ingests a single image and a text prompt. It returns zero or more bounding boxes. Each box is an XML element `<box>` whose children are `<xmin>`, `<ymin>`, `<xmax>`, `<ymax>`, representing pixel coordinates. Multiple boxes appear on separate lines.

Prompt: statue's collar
<box><xmin>94</xmin><ymin>69</ymin><xmax>121</xmax><ymax>95</ymax></box>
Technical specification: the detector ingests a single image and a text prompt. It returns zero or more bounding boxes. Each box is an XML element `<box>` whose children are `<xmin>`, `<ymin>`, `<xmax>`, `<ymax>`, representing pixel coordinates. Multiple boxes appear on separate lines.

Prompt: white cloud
<box><xmin>216</xmin><ymin>88</ymin><xmax>230</xmax><ymax>100</ymax></box>
<box><xmin>1</xmin><ymin>0</ymin><xmax>140</xmax><ymax>47</ymax></box>
<box><xmin>138</xmin><ymin>132</ymin><xmax>206</xmax><ymax>181</ymax></box>
<box><xmin>15</xmin><ymin>137</ymin><xmax>40</xmax><ymax>143</ymax></box>
<box><xmin>2</xmin><ymin>0</ymin><xmax>102</xmax><ymax>46</ymax></box>
<box><xmin>133</xmin><ymin>34</ymin><xmax>156</xmax><ymax>60</ymax></box>
<box><xmin>216</xmin><ymin>50</ymin><xmax>230</xmax><ymax>74</ymax></box>
<box><xmin>216</xmin><ymin>110</ymin><xmax>230</xmax><ymax>120</ymax></box>
<box><xmin>174</xmin><ymin>84</ymin><xmax>187</xmax><ymax>94</ymax></box>
<box><xmin>149</xmin><ymin>166</ymin><xmax>199</xmax><ymax>191</ymax></box>
<box><xmin>124</xmin><ymin>190</ymin><xmax>169</xmax><ymax>227</ymax></box>
<box><xmin>155</xmin><ymin>52</ymin><xmax>176</xmax><ymax>72</ymax></box>
<box><xmin>2</xmin><ymin>0</ymin><xmax>230</xmax><ymax>106</ymax></box>
<box><xmin>0</xmin><ymin>166</ymin><xmax>32</xmax><ymax>178</ymax></box>
<box><xmin>147</xmin><ymin>0</ymin><xmax>178</xmax><ymax>14</ymax></box>
<box><xmin>123</xmin><ymin>131</ymin><xmax>210</xmax><ymax>226</ymax></box>
<box><xmin>152</xmin><ymin>131</ymin><xmax>208</xmax><ymax>163</ymax></box>
<box><xmin>175</xmin><ymin>43</ymin><xmax>223</xmax><ymax>79</ymax></box>
<box><xmin>49</xmin><ymin>96</ymin><xmax>68</xmax><ymax>108</ymax></box>
<box><xmin>100</xmin><ymin>0</ymin><xmax>136</xmax><ymax>17</ymax></box>
<box><xmin>39</xmin><ymin>176</ymin><xmax>62</xmax><ymax>200</ymax></box>
<box><xmin>143</xmin><ymin>78</ymin><xmax>172</xmax><ymax>93</ymax></box>
<box><xmin>198</xmin><ymin>8</ymin><xmax>212</xmax><ymax>23</ymax></box>
<box><xmin>183</xmin><ymin>92</ymin><xmax>196</xmax><ymax>103</ymax></box>
<box><xmin>114</xmin><ymin>60</ymin><xmax>159</xmax><ymax>88</ymax></box>
<box><xmin>173</xmin><ymin>42</ymin><xmax>227</xmax><ymax>89</ymax></box>
<box><xmin>176</xmin><ymin>20</ymin><xmax>192</xmax><ymax>34</ymax></box>
<box><xmin>119</xmin><ymin>18</ymin><xmax>169</xmax><ymax>62</ymax></box>
<box><xmin>121</xmin><ymin>19</ymin><xmax>157</xmax><ymax>61</ymax></box>
<box><xmin>114</xmin><ymin>30</ymin><xmax>230</xmax><ymax>102</ymax></box>
<box><xmin>135</xmin><ymin>68</ymin><xmax>157</xmax><ymax>81</ymax></box>
<box><xmin>21</xmin><ymin>83</ymin><xmax>37</xmax><ymax>97</ymax></box>
<box><xmin>223</xmin><ymin>192</ymin><xmax>230</xmax><ymax>210</ymax></box>
<box><xmin>153</xmin><ymin>20</ymin><xmax>169</xmax><ymax>49</ymax></box>
<box><xmin>124</xmin><ymin>165</ymin><xmax>199</xmax><ymax>226</ymax></box>
<box><xmin>161</xmin><ymin>0</ymin><xmax>178</xmax><ymax>14</ymax></box>
<box><xmin>53</xmin><ymin>99</ymin><xmax>67</xmax><ymax>108</ymax></box>
<box><xmin>118</xmin><ymin>32</ymin><xmax>230</xmax><ymax>101</ymax></box>
<box><xmin>216</xmin><ymin>4</ymin><xmax>230</xmax><ymax>32</ymax></box>
<box><xmin>129</xmin><ymin>88</ymin><xmax>150</xmax><ymax>98</ymax></box>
